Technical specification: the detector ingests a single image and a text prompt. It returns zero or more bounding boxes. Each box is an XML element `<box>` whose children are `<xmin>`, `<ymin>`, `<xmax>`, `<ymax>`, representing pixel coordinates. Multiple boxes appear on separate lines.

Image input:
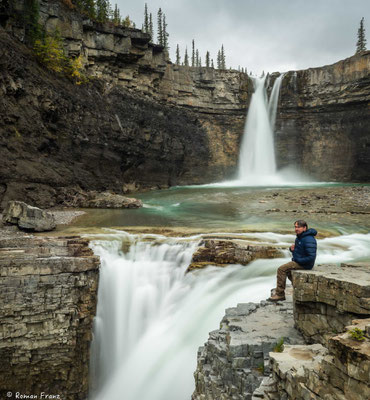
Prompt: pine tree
<box><xmin>220</xmin><ymin>44</ymin><xmax>226</xmax><ymax>69</ymax></box>
<box><xmin>149</xmin><ymin>13</ymin><xmax>153</xmax><ymax>39</ymax></box>
<box><xmin>211</xmin><ymin>59</ymin><xmax>214</xmax><ymax>68</ymax></box>
<box><xmin>356</xmin><ymin>17</ymin><xmax>367</xmax><ymax>54</ymax></box>
<box><xmin>217</xmin><ymin>50</ymin><xmax>221</xmax><ymax>69</ymax></box>
<box><xmin>157</xmin><ymin>8</ymin><xmax>163</xmax><ymax>45</ymax></box>
<box><xmin>191</xmin><ymin>39</ymin><xmax>195</xmax><ymax>67</ymax></box>
<box><xmin>96</xmin><ymin>0</ymin><xmax>109</xmax><ymax>23</ymax></box>
<box><xmin>196</xmin><ymin>49</ymin><xmax>199</xmax><ymax>67</ymax></box>
<box><xmin>25</xmin><ymin>0</ymin><xmax>42</xmax><ymax>44</ymax></box>
<box><xmin>144</xmin><ymin>3</ymin><xmax>149</xmax><ymax>33</ymax></box>
<box><xmin>82</xmin><ymin>0</ymin><xmax>96</xmax><ymax>20</ymax></box>
<box><xmin>113</xmin><ymin>4</ymin><xmax>121</xmax><ymax>25</ymax></box>
<box><xmin>199</xmin><ymin>57</ymin><xmax>202</xmax><ymax>67</ymax></box>
<box><xmin>184</xmin><ymin>47</ymin><xmax>189</xmax><ymax>66</ymax></box>
<box><xmin>176</xmin><ymin>44</ymin><xmax>181</xmax><ymax>64</ymax></box>
<box><xmin>107</xmin><ymin>1</ymin><xmax>113</xmax><ymax>20</ymax></box>
<box><xmin>205</xmin><ymin>51</ymin><xmax>210</xmax><ymax>68</ymax></box>
<box><xmin>162</xmin><ymin>13</ymin><xmax>169</xmax><ymax>51</ymax></box>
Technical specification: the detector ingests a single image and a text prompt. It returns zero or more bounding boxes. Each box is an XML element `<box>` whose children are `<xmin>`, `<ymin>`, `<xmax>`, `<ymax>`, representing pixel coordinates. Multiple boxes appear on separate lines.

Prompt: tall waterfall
<box><xmin>238</xmin><ymin>74</ymin><xmax>284</xmax><ymax>184</ymax></box>
<box><xmin>88</xmin><ymin>230</ymin><xmax>370</xmax><ymax>400</ymax></box>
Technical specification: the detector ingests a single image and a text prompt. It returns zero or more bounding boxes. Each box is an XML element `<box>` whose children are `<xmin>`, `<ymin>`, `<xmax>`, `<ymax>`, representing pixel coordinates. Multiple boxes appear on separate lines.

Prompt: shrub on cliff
<box><xmin>33</xmin><ymin>32</ymin><xmax>87</xmax><ymax>84</ymax></box>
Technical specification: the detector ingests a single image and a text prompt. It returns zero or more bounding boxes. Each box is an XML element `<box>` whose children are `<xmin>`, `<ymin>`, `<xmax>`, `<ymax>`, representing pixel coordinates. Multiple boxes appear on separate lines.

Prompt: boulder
<box><xmin>2</xmin><ymin>201</ymin><xmax>56</xmax><ymax>232</ymax></box>
<box><xmin>81</xmin><ymin>191</ymin><xmax>143</xmax><ymax>208</ymax></box>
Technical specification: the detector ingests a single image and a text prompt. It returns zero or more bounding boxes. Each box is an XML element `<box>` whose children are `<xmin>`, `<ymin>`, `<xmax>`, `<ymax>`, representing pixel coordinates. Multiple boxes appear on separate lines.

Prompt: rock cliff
<box><xmin>0</xmin><ymin>234</ymin><xmax>100</xmax><ymax>400</ymax></box>
<box><xmin>193</xmin><ymin>262</ymin><xmax>370</xmax><ymax>400</ymax></box>
<box><xmin>276</xmin><ymin>55</ymin><xmax>370</xmax><ymax>182</ymax></box>
<box><xmin>0</xmin><ymin>0</ymin><xmax>249</xmax><ymax>209</ymax></box>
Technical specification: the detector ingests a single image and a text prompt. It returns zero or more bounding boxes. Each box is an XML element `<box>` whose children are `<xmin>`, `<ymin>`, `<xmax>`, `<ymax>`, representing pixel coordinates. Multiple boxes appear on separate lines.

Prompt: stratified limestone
<box><xmin>0</xmin><ymin>234</ymin><xmax>100</xmax><ymax>400</ymax></box>
<box><xmin>267</xmin><ymin>318</ymin><xmax>370</xmax><ymax>400</ymax></box>
<box><xmin>192</xmin><ymin>298</ymin><xmax>304</xmax><ymax>400</ymax></box>
<box><xmin>292</xmin><ymin>263</ymin><xmax>370</xmax><ymax>344</ymax></box>
<box><xmin>187</xmin><ymin>239</ymin><xmax>283</xmax><ymax>271</ymax></box>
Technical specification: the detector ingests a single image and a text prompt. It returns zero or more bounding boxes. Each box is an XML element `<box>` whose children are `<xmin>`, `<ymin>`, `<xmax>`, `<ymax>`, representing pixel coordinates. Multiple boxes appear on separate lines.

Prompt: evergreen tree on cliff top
<box><xmin>356</xmin><ymin>17</ymin><xmax>367</xmax><ymax>53</ymax></box>
<box><xmin>176</xmin><ymin>44</ymin><xmax>181</xmax><ymax>64</ymax></box>
<box><xmin>184</xmin><ymin>47</ymin><xmax>189</xmax><ymax>66</ymax></box>
<box><xmin>157</xmin><ymin>8</ymin><xmax>163</xmax><ymax>46</ymax></box>
<box><xmin>162</xmin><ymin>14</ymin><xmax>169</xmax><ymax>52</ymax></box>
<box><xmin>144</xmin><ymin>3</ymin><xmax>149</xmax><ymax>33</ymax></box>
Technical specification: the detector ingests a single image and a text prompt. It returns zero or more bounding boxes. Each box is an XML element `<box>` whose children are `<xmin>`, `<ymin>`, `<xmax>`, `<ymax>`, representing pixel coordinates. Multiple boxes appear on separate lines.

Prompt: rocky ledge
<box><xmin>193</xmin><ymin>262</ymin><xmax>370</xmax><ymax>400</ymax></box>
<box><xmin>188</xmin><ymin>238</ymin><xmax>284</xmax><ymax>272</ymax></box>
<box><xmin>0</xmin><ymin>232</ymin><xmax>100</xmax><ymax>400</ymax></box>
<box><xmin>193</xmin><ymin>292</ymin><xmax>304</xmax><ymax>400</ymax></box>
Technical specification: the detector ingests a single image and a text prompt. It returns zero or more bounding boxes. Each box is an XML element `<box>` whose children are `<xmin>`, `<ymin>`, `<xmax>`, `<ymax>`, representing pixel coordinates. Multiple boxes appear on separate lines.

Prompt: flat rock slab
<box><xmin>293</xmin><ymin>263</ymin><xmax>370</xmax><ymax>314</ymax></box>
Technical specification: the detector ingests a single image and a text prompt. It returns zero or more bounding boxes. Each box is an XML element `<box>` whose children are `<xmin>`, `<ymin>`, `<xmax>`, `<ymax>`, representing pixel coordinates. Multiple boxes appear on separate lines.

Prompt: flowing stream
<box><xmin>89</xmin><ymin>230</ymin><xmax>370</xmax><ymax>400</ymax></box>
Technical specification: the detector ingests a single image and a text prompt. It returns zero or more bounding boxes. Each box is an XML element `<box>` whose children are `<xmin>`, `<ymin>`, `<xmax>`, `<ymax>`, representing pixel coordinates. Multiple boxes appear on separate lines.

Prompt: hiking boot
<box><xmin>267</xmin><ymin>293</ymin><xmax>286</xmax><ymax>302</ymax></box>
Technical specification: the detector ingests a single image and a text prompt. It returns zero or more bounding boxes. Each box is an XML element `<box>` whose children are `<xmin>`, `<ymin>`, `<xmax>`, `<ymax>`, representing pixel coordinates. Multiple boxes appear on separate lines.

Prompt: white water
<box><xmin>230</xmin><ymin>73</ymin><xmax>315</xmax><ymax>187</ymax></box>
<box><xmin>89</xmin><ymin>230</ymin><xmax>370</xmax><ymax>400</ymax></box>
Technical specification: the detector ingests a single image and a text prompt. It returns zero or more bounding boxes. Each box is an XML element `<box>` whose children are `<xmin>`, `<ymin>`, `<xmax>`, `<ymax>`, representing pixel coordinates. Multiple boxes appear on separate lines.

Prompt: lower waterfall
<box><xmin>88</xmin><ymin>230</ymin><xmax>370</xmax><ymax>400</ymax></box>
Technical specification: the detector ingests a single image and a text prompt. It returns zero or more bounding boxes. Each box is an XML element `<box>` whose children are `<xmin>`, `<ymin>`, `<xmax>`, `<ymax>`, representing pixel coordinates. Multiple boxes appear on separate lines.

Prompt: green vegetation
<box><xmin>33</xmin><ymin>30</ymin><xmax>86</xmax><ymax>84</ymax></box>
<box><xmin>273</xmin><ymin>337</ymin><xmax>285</xmax><ymax>352</ymax></box>
<box><xmin>356</xmin><ymin>17</ymin><xmax>367</xmax><ymax>54</ymax></box>
<box><xmin>256</xmin><ymin>363</ymin><xmax>265</xmax><ymax>375</ymax></box>
<box><xmin>348</xmin><ymin>327</ymin><xmax>365</xmax><ymax>341</ymax></box>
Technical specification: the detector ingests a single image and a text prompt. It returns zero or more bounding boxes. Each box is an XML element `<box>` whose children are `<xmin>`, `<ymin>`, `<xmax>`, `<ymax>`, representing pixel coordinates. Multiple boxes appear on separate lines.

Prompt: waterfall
<box><xmin>238</xmin><ymin>74</ymin><xmax>284</xmax><ymax>184</ymax></box>
<box><xmin>88</xmin><ymin>230</ymin><xmax>370</xmax><ymax>400</ymax></box>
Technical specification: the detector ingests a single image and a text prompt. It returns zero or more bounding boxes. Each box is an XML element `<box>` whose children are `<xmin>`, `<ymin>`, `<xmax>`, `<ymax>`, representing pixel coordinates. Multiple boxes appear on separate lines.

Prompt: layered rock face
<box><xmin>293</xmin><ymin>263</ymin><xmax>370</xmax><ymax>345</ymax></box>
<box><xmin>0</xmin><ymin>235</ymin><xmax>99</xmax><ymax>400</ymax></box>
<box><xmin>275</xmin><ymin>53</ymin><xmax>370</xmax><ymax>182</ymax></box>
<box><xmin>194</xmin><ymin>262</ymin><xmax>370</xmax><ymax>400</ymax></box>
<box><xmin>193</xmin><ymin>297</ymin><xmax>304</xmax><ymax>400</ymax></box>
<box><xmin>0</xmin><ymin>0</ymin><xmax>249</xmax><ymax>209</ymax></box>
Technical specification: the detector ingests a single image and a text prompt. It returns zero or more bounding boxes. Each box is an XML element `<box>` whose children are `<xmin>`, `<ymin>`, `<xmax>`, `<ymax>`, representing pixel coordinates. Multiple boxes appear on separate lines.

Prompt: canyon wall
<box><xmin>276</xmin><ymin>55</ymin><xmax>370</xmax><ymax>182</ymax></box>
<box><xmin>0</xmin><ymin>0</ymin><xmax>369</xmax><ymax>209</ymax></box>
<box><xmin>0</xmin><ymin>0</ymin><xmax>249</xmax><ymax>208</ymax></box>
<box><xmin>0</xmin><ymin>235</ymin><xmax>99</xmax><ymax>400</ymax></box>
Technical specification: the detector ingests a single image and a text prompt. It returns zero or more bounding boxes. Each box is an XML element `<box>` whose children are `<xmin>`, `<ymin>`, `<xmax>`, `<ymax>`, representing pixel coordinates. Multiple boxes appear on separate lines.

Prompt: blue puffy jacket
<box><xmin>291</xmin><ymin>228</ymin><xmax>317</xmax><ymax>269</ymax></box>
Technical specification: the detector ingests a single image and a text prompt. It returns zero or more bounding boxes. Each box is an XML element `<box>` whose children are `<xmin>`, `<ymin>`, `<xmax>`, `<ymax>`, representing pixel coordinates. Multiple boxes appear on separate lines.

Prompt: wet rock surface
<box><xmin>0</xmin><ymin>232</ymin><xmax>100</xmax><ymax>400</ymax></box>
<box><xmin>188</xmin><ymin>238</ymin><xmax>283</xmax><ymax>271</ymax></box>
<box><xmin>61</xmin><ymin>190</ymin><xmax>143</xmax><ymax>209</ymax></box>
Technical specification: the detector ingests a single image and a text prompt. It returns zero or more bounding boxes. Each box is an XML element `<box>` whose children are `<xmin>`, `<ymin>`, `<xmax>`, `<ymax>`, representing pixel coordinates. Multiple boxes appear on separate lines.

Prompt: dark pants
<box><xmin>276</xmin><ymin>261</ymin><xmax>303</xmax><ymax>296</ymax></box>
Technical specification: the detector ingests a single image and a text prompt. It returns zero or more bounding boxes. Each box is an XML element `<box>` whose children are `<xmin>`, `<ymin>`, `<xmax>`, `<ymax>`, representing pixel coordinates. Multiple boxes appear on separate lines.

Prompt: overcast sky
<box><xmin>114</xmin><ymin>0</ymin><xmax>369</xmax><ymax>74</ymax></box>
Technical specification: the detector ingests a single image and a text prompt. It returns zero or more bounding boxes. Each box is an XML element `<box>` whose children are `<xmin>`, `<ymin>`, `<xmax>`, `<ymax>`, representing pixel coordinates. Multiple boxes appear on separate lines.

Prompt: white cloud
<box><xmin>115</xmin><ymin>0</ymin><xmax>370</xmax><ymax>74</ymax></box>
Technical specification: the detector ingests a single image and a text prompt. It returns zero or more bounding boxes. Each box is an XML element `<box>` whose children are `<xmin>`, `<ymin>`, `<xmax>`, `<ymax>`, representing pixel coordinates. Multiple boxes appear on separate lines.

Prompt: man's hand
<box><xmin>290</xmin><ymin>244</ymin><xmax>295</xmax><ymax>251</ymax></box>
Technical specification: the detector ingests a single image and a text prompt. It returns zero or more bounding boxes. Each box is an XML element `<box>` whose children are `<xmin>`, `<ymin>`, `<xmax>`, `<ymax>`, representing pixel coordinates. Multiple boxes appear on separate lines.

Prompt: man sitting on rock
<box><xmin>268</xmin><ymin>220</ymin><xmax>317</xmax><ymax>302</ymax></box>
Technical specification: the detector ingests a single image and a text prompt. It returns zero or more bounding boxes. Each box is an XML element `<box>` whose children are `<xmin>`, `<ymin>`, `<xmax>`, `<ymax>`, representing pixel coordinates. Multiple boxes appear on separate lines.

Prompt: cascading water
<box><xmin>238</xmin><ymin>74</ymin><xmax>285</xmax><ymax>185</ymax></box>
<box><xmin>89</xmin><ymin>229</ymin><xmax>370</xmax><ymax>400</ymax></box>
